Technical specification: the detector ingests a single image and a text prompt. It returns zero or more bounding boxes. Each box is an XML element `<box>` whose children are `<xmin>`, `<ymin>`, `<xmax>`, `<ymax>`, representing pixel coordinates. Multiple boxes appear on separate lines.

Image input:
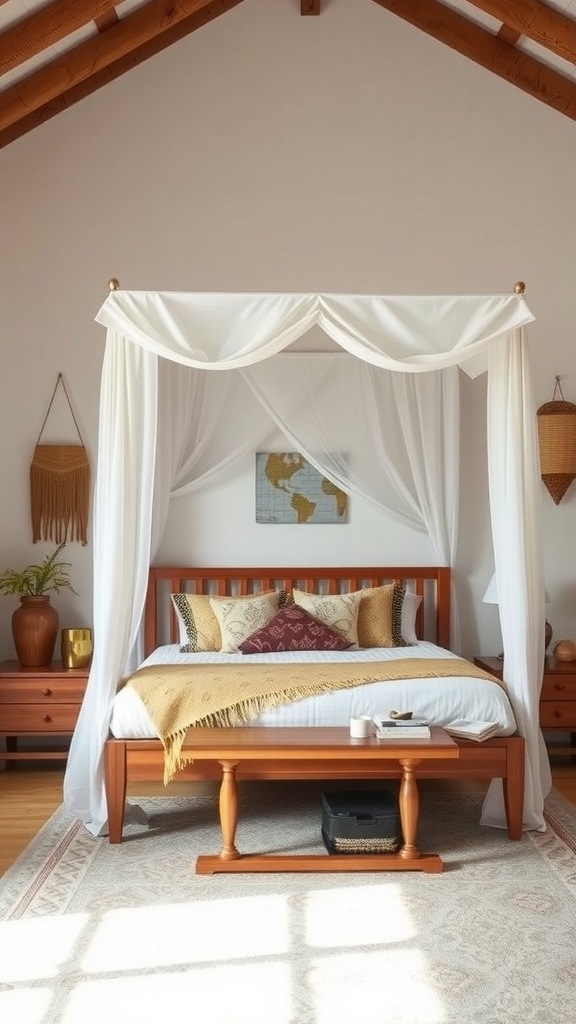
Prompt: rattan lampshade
<box><xmin>537</xmin><ymin>391</ymin><xmax>576</xmax><ymax>505</ymax></box>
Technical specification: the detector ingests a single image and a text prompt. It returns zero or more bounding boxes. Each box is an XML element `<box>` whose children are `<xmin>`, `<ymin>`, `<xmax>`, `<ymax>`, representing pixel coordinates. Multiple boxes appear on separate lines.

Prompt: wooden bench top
<box><xmin>178</xmin><ymin>725</ymin><xmax>459</xmax><ymax>760</ymax></box>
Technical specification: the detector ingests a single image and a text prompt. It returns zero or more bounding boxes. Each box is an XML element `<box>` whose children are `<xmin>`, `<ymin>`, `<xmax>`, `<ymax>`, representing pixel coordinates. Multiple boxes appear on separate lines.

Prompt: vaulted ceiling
<box><xmin>1</xmin><ymin>0</ymin><xmax>576</xmax><ymax>150</ymax></box>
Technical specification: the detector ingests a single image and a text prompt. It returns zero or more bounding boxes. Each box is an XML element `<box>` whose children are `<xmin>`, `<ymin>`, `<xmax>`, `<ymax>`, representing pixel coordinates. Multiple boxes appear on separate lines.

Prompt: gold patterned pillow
<box><xmin>171</xmin><ymin>591</ymin><xmax>279</xmax><ymax>652</ymax></box>
<box><xmin>292</xmin><ymin>589</ymin><xmax>361</xmax><ymax>648</ymax></box>
<box><xmin>209</xmin><ymin>593</ymin><xmax>281</xmax><ymax>653</ymax></box>
<box><xmin>355</xmin><ymin>584</ymin><xmax>395</xmax><ymax>647</ymax></box>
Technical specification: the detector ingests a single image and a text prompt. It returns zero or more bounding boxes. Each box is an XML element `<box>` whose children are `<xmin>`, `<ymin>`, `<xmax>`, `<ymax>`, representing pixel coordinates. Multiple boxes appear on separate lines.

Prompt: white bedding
<box><xmin>109</xmin><ymin>641</ymin><xmax>517</xmax><ymax>739</ymax></box>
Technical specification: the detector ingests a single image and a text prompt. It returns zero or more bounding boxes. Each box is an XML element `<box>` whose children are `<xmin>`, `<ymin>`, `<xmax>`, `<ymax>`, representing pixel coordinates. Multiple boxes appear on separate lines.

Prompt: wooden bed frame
<box><xmin>104</xmin><ymin>566</ymin><xmax>525</xmax><ymax>843</ymax></box>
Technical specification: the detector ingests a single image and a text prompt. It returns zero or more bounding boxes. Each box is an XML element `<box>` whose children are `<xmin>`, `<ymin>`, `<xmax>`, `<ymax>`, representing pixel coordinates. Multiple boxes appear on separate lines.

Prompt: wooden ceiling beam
<box><xmin>467</xmin><ymin>0</ymin><xmax>576</xmax><ymax>65</ymax></box>
<box><xmin>498</xmin><ymin>25</ymin><xmax>521</xmax><ymax>46</ymax></box>
<box><xmin>371</xmin><ymin>0</ymin><xmax>576</xmax><ymax>120</ymax></box>
<box><xmin>0</xmin><ymin>1</ymin><xmax>119</xmax><ymax>76</ymax></box>
<box><xmin>0</xmin><ymin>0</ymin><xmax>246</xmax><ymax>133</ymax></box>
<box><xmin>0</xmin><ymin>0</ymin><xmax>245</xmax><ymax>149</ymax></box>
<box><xmin>95</xmin><ymin>9</ymin><xmax>120</xmax><ymax>33</ymax></box>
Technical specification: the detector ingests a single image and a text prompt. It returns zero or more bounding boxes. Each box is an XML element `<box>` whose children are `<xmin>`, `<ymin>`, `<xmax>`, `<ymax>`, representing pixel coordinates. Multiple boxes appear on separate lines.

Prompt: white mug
<box><xmin>349</xmin><ymin>715</ymin><xmax>373</xmax><ymax>738</ymax></box>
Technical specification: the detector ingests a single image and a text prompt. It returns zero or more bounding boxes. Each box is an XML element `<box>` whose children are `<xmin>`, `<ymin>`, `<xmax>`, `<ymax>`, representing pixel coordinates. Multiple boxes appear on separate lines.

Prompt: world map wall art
<box><xmin>255</xmin><ymin>452</ymin><xmax>349</xmax><ymax>525</ymax></box>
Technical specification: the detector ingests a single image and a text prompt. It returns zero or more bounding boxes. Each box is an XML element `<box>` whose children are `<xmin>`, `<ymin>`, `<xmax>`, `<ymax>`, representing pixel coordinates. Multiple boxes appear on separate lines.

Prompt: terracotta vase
<box><xmin>12</xmin><ymin>595</ymin><xmax>59</xmax><ymax>667</ymax></box>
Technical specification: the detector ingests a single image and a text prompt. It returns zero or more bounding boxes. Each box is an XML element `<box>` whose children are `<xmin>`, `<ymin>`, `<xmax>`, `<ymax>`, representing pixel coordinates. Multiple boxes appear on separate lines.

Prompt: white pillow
<box><xmin>292</xmin><ymin>589</ymin><xmax>361</xmax><ymax>648</ymax></box>
<box><xmin>209</xmin><ymin>593</ymin><xmax>280</xmax><ymax>653</ymax></box>
<box><xmin>401</xmin><ymin>591</ymin><xmax>422</xmax><ymax>645</ymax></box>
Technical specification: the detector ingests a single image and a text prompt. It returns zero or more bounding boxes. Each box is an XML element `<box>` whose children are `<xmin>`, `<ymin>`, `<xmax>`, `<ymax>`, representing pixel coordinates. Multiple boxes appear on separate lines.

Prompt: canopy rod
<box><xmin>106</xmin><ymin>278</ymin><xmax>526</xmax><ymax>295</ymax></box>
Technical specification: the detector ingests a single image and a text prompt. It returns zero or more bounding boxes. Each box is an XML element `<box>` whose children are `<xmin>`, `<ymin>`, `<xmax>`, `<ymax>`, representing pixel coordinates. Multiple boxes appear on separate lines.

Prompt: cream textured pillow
<box><xmin>292</xmin><ymin>589</ymin><xmax>361</xmax><ymax>648</ymax></box>
<box><xmin>171</xmin><ymin>591</ymin><xmax>279</xmax><ymax>652</ymax></box>
<box><xmin>356</xmin><ymin>584</ymin><xmax>396</xmax><ymax>648</ymax></box>
<box><xmin>401</xmin><ymin>590</ymin><xmax>422</xmax><ymax>645</ymax></box>
<box><xmin>209</xmin><ymin>593</ymin><xmax>281</xmax><ymax>653</ymax></box>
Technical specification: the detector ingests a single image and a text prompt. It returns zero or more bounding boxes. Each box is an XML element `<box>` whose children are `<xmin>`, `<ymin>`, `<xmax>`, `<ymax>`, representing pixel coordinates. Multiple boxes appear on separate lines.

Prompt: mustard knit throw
<box><xmin>125</xmin><ymin>657</ymin><xmax>502</xmax><ymax>783</ymax></box>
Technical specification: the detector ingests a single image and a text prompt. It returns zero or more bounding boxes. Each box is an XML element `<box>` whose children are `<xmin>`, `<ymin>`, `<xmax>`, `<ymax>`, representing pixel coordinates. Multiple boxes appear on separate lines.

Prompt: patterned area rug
<box><xmin>1</xmin><ymin>783</ymin><xmax>576</xmax><ymax>1024</ymax></box>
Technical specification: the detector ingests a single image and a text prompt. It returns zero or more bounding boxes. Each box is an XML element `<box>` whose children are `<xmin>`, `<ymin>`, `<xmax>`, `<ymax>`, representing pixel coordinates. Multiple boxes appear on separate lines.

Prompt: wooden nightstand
<box><xmin>474</xmin><ymin>654</ymin><xmax>576</xmax><ymax>757</ymax></box>
<box><xmin>0</xmin><ymin>660</ymin><xmax>89</xmax><ymax>765</ymax></box>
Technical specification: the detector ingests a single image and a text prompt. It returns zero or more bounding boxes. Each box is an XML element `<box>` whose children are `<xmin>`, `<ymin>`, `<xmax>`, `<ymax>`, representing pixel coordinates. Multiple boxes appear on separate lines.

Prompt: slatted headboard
<box><xmin>143</xmin><ymin>566</ymin><xmax>451</xmax><ymax>657</ymax></box>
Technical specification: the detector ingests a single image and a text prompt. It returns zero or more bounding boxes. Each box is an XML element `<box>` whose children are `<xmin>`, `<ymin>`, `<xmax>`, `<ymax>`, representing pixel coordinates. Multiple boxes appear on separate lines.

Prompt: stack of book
<box><xmin>373</xmin><ymin>716</ymin><xmax>430</xmax><ymax>739</ymax></box>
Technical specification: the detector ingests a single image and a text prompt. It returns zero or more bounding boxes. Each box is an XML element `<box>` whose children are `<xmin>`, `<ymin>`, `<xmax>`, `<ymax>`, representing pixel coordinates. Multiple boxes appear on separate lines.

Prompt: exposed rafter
<box><xmin>2</xmin><ymin>0</ymin><xmax>576</xmax><ymax>148</ymax></box>
<box><xmin>0</xmin><ymin>0</ymin><xmax>246</xmax><ymax>148</ymax></box>
<box><xmin>0</xmin><ymin>1</ymin><xmax>118</xmax><ymax>77</ymax></box>
<box><xmin>498</xmin><ymin>25</ymin><xmax>521</xmax><ymax>46</ymax></box>
<box><xmin>372</xmin><ymin>0</ymin><xmax>576</xmax><ymax>120</ymax></box>
<box><xmin>468</xmin><ymin>0</ymin><xmax>576</xmax><ymax>64</ymax></box>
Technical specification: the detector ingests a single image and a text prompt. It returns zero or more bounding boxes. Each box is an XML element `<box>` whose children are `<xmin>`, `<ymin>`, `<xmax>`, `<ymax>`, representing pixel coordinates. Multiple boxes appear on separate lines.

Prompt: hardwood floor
<box><xmin>1</xmin><ymin>761</ymin><xmax>576</xmax><ymax>877</ymax></box>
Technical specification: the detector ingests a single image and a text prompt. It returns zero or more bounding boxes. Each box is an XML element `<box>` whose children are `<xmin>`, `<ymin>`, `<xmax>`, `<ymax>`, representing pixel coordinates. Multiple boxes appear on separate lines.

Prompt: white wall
<box><xmin>2</xmin><ymin>0</ymin><xmax>576</xmax><ymax>662</ymax></box>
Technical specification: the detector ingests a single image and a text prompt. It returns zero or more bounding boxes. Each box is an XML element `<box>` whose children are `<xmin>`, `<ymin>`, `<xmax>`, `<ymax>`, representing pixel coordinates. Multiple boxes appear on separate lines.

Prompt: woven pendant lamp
<box><xmin>537</xmin><ymin>377</ymin><xmax>576</xmax><ymax>505</ymax></box>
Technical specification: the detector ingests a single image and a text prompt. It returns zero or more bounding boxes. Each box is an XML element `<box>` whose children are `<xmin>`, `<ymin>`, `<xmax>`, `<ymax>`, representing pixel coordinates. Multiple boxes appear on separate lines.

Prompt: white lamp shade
<box><xmin>482</xmin><ymin>572</ymin><xmax>499</xmax><ymax>605</ymax></box>
<box><xmin>482</xmin><ymin>571</ymin><xmax>549</xmax><ymax>605</ymax></box>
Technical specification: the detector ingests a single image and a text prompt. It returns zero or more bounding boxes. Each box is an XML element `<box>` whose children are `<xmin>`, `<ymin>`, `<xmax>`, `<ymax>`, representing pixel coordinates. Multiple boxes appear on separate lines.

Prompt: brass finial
<box><xmin>514</xmin><ymin>281</ymin><xmax>526</xmax><ymax>294</ymax></box>
<box><xmin>108</xmin><ymin>278</ymin><xmax>120</xmax><ymax>291</ymax></box>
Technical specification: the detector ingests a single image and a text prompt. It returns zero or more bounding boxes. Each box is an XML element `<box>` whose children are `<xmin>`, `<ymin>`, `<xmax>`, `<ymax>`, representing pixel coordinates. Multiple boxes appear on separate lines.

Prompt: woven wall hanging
<box><xmin>537</xmin><ymin>376</ymin><xmax>576</xmax><ymax>505</ymax></box>
<box><xmin>30</xmin><ymin>373</ymin><xmax>90</xmax><ymax>545</ymax></box>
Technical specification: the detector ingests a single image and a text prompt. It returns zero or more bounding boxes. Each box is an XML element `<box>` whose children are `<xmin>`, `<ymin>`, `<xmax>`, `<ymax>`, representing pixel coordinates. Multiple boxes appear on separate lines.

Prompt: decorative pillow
<box><xmin>401</xmin><ymin>590</ymin><xmax>422</xmax><ymax>645</ymax></box>
<box><xmin>292</xmin><ymin>589</ymin><xmax>361</xmax><ymax>648</ymax></box>
<box><xmin>171</xmin><ymin>590</ymin><xmax>280</xmax><ymax>653</ymax></box>
<box><xmin>209</xmin><ymin>593</ymin><xmax>281</xmax><ymax>653</ymax></box>
<box><xmin>355</xmin><ymin>584</ymin><xmax>395</xmax><ymax>647</ymax></box>
<box><xmin>238</xmin><ymin>604</ymin><xmax>353</xmax><ymax>654</ymax></box>
<box><xmin>391</xmin><ymin>582</ymin><xmax>409</xmax><ymax>647</ymax></box>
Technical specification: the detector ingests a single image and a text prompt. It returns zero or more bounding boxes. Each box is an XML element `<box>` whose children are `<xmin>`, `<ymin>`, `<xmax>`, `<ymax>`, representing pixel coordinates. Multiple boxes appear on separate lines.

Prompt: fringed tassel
<box><xmin>30</xmin><ymin>445</ymin><xmax>90</xmax><ymax>546</ymax></box>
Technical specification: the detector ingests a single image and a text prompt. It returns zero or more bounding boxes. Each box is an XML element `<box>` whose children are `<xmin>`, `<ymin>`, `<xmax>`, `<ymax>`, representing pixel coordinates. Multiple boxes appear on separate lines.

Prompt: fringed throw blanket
<box><xmin>125</xmin><ymin>657</ymin><xmax>503</xmax><ymax>783</ymax></box>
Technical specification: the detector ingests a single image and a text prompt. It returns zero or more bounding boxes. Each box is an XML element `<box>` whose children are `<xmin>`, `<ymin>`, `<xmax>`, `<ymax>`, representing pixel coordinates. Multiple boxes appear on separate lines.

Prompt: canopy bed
<box><xmin>63</xmin><ymin>284</ymin><xmax>550</xmax><ymax>841</ymax></box>
<box><xmin>104</xmin><ymin>563</ymin><xmax>524</xmax><ymax>847</ymax></box>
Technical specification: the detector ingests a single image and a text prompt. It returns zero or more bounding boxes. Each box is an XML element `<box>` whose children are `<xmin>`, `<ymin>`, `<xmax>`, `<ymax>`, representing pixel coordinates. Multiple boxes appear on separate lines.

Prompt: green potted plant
<box><xmin>0</xmin><ymin>543</ymin><xmax>77</xmax><ymax>667</ymax></box>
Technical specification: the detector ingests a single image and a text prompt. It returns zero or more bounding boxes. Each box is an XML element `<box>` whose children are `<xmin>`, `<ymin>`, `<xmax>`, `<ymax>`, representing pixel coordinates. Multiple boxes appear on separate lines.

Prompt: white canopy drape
<box><xmin>63</xmin><ymin>291</ymin><xmax>550</xmax><ymax>836</ymax></box>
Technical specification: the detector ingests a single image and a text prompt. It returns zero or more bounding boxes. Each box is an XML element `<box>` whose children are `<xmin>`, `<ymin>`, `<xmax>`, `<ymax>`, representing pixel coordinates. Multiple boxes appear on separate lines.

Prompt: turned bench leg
<box><xmin>217</xmin><ymin>760</ymin><xmax>240</xmax><ymax>860</ymax></box>
<box><xmin>398</xmin><ymin>758</ymin><xmax>422</xmax><ymax>860</ymax></box>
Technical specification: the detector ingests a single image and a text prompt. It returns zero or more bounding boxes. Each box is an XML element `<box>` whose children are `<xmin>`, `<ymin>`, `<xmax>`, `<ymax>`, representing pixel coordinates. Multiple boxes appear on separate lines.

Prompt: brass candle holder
<box><xmin>61</xmin><ymin>627</ymin><xmax>93</xmax><ymax>669</ymax></box>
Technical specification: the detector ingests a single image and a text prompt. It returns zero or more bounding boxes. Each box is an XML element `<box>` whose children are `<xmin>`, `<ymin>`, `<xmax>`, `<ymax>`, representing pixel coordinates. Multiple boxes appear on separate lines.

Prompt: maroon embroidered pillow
<box><xmin>238</xmin><ymin>603</ymin><xmax>353</xmax><ymax>654</ymax></box>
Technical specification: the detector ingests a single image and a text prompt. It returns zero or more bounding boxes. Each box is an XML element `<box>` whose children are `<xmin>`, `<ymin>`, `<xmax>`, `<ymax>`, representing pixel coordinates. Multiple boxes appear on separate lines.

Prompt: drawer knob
<box><xmin>42</xmin><ymin>714</ymin><xmax>52</xmax><ymax>723</ymax></box>
<box><xmin>553</xmin><ymin>710</ymin><xmax>564</xmax><ymax>719</ymax></box>
<box><xmin>42</xmin><ymin>688</ymin><xmax>52</xmax><ymax>696</ymax></box>
<box><xmin>554</xmin><ymin>684</ymin><xmax>565</xmax><ymax>692</ymax></box>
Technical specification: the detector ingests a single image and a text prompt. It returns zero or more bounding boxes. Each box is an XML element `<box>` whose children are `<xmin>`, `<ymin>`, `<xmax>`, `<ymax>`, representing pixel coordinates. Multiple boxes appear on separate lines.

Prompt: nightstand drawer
<box><xmin>540</xmin><ymin>677</ymin><xmax>576</xmax><ymax>701</ymax></box>
<box><xmin>540</xmin><ymin>701</ymin><xmax>576</xmax><ymax>729</ymax></box>
<box><xmin>0</xmin><ymin>703</ymin><xmax>81</xmax><ymax>732</ymax></box>
<box><xmin>0</xmin><ymin>680</ymin><xmax>86</xmax><ymax>703</ymax></box>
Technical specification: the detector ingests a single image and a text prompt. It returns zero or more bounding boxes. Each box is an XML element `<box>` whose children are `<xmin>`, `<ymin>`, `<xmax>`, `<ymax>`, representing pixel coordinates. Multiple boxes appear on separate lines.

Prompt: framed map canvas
<box><xmin>255</xmin><ymin>452</ymin><xmax>349</xmax><ymax>524</ymax></box>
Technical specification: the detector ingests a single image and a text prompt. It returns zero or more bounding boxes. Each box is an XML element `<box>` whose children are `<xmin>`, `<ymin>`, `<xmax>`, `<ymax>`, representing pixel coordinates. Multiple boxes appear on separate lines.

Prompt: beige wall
<box><xmin>1</xmin><ymin>0</ymin><xmax>576</xmax><ymax>661</ymax></box>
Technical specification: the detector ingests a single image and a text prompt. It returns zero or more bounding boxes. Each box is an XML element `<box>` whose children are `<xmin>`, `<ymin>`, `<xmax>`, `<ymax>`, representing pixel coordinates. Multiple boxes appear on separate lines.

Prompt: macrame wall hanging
<box><xmin>537</xmin><ymin>376</ymin><xmax>576</xmax><ymax>505</ymax></box>
<box><xmin>30</xmin><ymin>373</ymin><xmax>90</xmax><ymax>545</ymax></box>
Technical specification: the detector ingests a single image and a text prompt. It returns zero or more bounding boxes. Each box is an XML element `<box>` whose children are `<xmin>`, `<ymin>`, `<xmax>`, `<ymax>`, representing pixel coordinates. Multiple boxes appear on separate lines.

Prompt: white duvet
<box><xmin>109</xmin><ymin>641</ymin><xmax>517</xmax><ymax>739</ymax></box>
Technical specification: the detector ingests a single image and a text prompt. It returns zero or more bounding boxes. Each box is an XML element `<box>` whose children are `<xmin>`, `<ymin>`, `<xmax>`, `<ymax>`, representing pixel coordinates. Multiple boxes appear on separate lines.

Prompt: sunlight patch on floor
<box><xmin>0</xmin><ymin>914</ymin><xmax>88</xmax><ymax>982</ymax></box>
<box><xmin>0</xmin><ymin>884</ymin><xmax>446</xmax><ymax>1023</ymax></box>
<box><xmin>0</xmin><ymin>987</ymin><xmax>54</xmax><ymax>1024</ymax></box>
<box><xmin>310</xmin><ymin>949</ymin><xmax>445</xmax><ymax>1024</ymax></box>
<box><xmin>60</xmin><ymin>962</ymin><xmax>292</xmax><ymax>1024</ymax></box>
<box><xmin>82</xmin><ymin>894</ymin><xmax>289</xmax><ymax>971</ymax></box>
<box><xmin>304</xmin><ymin>883</ymin><xmax>416</xmax><ymax>946</ymax></box>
